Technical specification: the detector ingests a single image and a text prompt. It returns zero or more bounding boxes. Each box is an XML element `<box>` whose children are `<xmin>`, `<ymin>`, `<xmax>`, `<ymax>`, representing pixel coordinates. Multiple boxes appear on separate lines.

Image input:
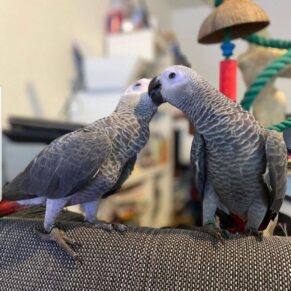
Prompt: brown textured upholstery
<box><xmin>1</xmin><ymin>217</ymin><xmax>291</xmax><ymax>290</ymax></box>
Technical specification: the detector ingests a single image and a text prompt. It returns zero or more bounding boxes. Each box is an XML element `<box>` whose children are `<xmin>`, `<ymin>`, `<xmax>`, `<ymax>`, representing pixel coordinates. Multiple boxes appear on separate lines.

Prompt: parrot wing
<box><xmin>263</xmin><ymin>131</ymin><xmax>288</xmax><ymax>215</ymax></box>
<box><xmin>3</xmin><ymin>128</ymin><xmax>112</xmax><ymax>200</ymax></box>
<box><xmin>190</xmin><ymin>132</ymin><xmax>206</xmax><ymax>195</ymax></box>
<box><xmin>102</xmin><ymin>155</ymin><xmax>137</xmax><ymax>199</ymax></box>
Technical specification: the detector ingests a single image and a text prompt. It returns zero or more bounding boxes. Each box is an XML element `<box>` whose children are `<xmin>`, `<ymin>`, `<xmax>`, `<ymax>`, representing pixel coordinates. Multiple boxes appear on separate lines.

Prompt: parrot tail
<box><xmin>0</xmin><ymin>200</ymin><xmax>22</xmax><ymax>217</ymax></box>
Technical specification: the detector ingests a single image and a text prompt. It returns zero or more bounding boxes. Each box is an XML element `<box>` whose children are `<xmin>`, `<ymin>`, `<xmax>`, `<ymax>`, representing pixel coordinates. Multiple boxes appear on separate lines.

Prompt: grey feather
<box><xmin>263</xmin><ymin>130</ymin><xmax>288</xmax><ymax>214</ymax></box>
<box><xmin>102</xmin><ymin>155</ymin><xmax>137</xmax><ymax>198</ymax></box>
<box><xmin>3</xmin><ymin>78</ymin><xmax>156</xmax><ymax>235</ymax></box>
<box><xmin>3</xmin><ymin>128</ymin><xmax>111</xmax><ymax>200</ymax></box>
<box><xmin>150</xmin><ymin>65</ymin><xmax>287</xmax><ymax>231</ymax></box>
<box><xmin>190</xmin><ymin>132</ymin><xmax>206</xmax><ymax>195</ymax></box>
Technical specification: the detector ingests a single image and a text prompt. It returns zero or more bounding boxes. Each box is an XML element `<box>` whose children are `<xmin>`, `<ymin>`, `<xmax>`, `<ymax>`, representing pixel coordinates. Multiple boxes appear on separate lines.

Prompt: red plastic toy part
<box><xmin>219</xmin><ymin>59</ymin><xmax>237</xmax><ymax>102</ymax></box>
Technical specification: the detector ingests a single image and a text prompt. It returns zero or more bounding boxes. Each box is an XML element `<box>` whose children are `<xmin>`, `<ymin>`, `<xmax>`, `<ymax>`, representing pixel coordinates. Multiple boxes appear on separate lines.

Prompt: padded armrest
<box><xmin>0</xmin><ymin>218</ymin><xmax>291</xmax><ymax>290</ymax></box>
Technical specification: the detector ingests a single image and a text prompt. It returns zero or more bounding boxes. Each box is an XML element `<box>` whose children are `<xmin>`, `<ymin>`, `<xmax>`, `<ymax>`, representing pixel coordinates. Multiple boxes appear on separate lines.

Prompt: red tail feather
<box><xmin>0</xmin><ymin>200</ymin><xmax>22</xmax><ymax>216</ymax></box>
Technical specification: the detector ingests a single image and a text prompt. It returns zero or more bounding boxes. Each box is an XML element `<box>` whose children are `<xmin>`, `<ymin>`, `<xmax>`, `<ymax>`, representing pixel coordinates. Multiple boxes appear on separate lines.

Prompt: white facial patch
<box><xmin>124</xmin><ymin>78</ymin><xmax>151</xmax><ymax>95</ymax></box>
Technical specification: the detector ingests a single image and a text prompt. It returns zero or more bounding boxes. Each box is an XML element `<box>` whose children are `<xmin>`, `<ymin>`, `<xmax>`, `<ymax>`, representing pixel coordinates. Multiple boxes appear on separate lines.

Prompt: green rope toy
<box><xmin>240</xmin><ymin>49</ymin><xmax>291</xmax><ymax>111</ymax></box>
<box><xmin>243</xmin><ymin>35</ymin><xmax>291</xmax><ymax>50</ymax></box>
<box><xmin>240</xmin><ymin>36</ymin><xmax>291</xmax><ymax>132</ymax></box>
<box><xmin>268</xmin><ymin>118</ymin><xmax>291</xmax><ymax>132</ymax></box>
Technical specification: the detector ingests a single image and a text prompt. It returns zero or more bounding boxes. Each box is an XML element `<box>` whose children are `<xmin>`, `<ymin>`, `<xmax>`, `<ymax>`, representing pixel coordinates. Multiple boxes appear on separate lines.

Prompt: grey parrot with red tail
<box><xmin>2</xmin><ymin>78</ymin><xmax>157</xmax><ymax>259</ymax></box>
<box><xmin>148</xmin><ymin>65</ymin><xmax>287</xmax><ymax>241</ymax></box>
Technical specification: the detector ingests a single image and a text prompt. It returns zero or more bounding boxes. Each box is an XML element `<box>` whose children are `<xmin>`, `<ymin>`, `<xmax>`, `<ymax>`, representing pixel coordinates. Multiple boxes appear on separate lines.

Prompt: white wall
<box><xmin>171</xmin><ymin>0</ymin><xmax>291</xmax><ymax>112</ymax></box>
<box><xmin>0</xmin><ymin>0</ymin><xmax>109</xmax><ymax>127</ymax></box>
<box><xmin>1</xmin><ymin>0</ymin><xmax>290</xmax><ymax>128</ymax></box>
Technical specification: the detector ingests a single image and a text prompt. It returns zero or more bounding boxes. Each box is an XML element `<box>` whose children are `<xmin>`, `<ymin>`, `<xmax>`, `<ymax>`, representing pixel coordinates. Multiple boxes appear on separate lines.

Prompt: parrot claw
<box><xmin>221</xmin><ymin>229</ymin><xmax>231</xmax><ymax>239</ymax></box>
<box><xmin>244</xmin><ymin>228</ymin><xmax>263</xmax><ymax>241</ymax></box>
<box><xmin>113</xmin><ymin>223</ymin><xmax>127</xmax><ymax>232</ymax></box>
<box><xmin>37</xmin><ymin>227</ymin><xmax>82</xmax><ymax>261</ymax></box>
<box><xmin>85</xmin><ymin>220</ymin><xmax>127</xmax><ymax>233</ymax></box>
<box><xmin>199</xmin><ymin>223</ymin><xmax>228</xmax><ymax>243</ymax></box>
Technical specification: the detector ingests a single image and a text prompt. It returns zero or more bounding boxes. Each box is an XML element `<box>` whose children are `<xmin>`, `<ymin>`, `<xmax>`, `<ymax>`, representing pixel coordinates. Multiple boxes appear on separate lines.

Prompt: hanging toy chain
<box><xmin>213</xmin><ymin>0</ymin><xmax>238</xmax><ymax>101</ymax></box>
<box><xmin>219</xmin><ymin>28</ymin><xmax>237</xmax><ymax>101</ymax></box>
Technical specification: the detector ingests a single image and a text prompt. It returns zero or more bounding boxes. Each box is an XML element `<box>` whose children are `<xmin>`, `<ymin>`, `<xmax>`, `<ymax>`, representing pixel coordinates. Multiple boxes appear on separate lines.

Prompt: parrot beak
<box><xmin>148</xmin><ymin>77</ymin><xmax>164</xmax><ymax>106</ymax></box>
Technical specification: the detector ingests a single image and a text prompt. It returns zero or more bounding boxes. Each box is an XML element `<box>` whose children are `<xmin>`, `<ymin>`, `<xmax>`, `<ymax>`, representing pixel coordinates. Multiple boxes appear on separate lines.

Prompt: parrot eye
<box><xmin>168</xmin><ymin>72</ymin><xmax>176</xmax><ymax>79</ymax></box>
<box><xmin>135</xmin><ymin>83</ymin><xmax>141</xmax><ymax>87</ymax></box>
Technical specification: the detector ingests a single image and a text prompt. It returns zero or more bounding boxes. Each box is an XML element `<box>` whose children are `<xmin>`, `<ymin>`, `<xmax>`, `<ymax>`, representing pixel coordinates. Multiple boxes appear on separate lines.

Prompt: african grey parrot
<box><xmin>149</xmin><ymin>65</ymin><xmax>287</xmax><ymax>240</ymax></box>
<box><xmin>2</xmin><ymin>78</ymin><xmax>157</xmax><ymax>259</ymax></box>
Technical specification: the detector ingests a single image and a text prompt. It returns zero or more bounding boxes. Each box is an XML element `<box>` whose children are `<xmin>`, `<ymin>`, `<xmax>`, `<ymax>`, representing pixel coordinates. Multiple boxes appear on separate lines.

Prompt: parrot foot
<box><xmin>85</xmin><ymin>220</ymin><xmax>127</xmax><ymax>233</ymax></box>
<box><xmin>244</xmin><ymin>228</ymin><xmax>263</xmax><ymax>241</ymax></box>
<box><xmin>199</xmin><ymin>223</ymin><xmax>229</xmax><ymax>243</ymax></box>
<box><xmin>37</xmin><ymin>227</ymin><xmax>82</xmax><ymax>262</ymax></box>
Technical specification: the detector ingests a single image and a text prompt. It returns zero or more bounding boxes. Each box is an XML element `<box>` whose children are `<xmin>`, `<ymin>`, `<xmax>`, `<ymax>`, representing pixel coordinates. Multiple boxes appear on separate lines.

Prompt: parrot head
<box><xmin>148</xmin><ymin>65</ymin><xmax>196</xmax><ymax>107</ymax></box>
<box><xmin>124</xmin><ymin>78</ymin><xmax>151</xmax><ymax>95</ymax></box>
<box><xmin>116</xmin><ymin>78</ymin><xmax>157</xmax><ymax>121</ymax></box>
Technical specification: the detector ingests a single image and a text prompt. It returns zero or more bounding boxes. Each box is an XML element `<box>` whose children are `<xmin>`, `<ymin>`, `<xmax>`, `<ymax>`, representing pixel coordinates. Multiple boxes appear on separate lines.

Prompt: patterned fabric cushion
<box><xmin>0</xmin><ymin>217</ymin><xmax>291</xmax><ymax>291</ymax></box>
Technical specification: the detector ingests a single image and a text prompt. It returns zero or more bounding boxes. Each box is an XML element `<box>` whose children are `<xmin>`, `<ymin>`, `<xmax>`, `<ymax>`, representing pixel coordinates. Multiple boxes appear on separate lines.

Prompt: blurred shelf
<box><xmin>107</xmin><ymin>30</ymin><xmax>156</xmax><ymax>62</ymax></box>
<box><xmin>106</xmin><ymin>29</ymin><xmax>170</xmax><ymax>63</ymax></box>
<box><xmin>123</xmin><ymin>164</ymin><xmax>170</xmax><ymax>189</ymax></box>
